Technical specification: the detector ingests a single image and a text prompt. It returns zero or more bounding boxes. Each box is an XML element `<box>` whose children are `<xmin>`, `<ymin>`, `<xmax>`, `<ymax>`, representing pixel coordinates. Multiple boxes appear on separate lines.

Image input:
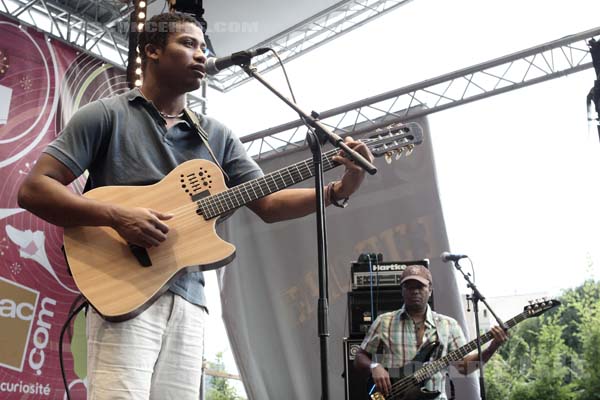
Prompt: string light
<box><xmin>132</xmin><ymin>0</ymin><xmax>147</xmax><ymax>87</ymax></box>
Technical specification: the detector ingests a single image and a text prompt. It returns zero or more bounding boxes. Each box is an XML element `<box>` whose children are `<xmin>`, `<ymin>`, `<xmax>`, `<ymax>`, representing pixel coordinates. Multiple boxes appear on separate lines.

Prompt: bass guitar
<box><xmin>64</xmin><ymin>123</ymin><xmax>423</xmax><ymax>321</ymax></box>
<box><xmin>368</xmin><ymin>298</ymin><xmax>560</xmax><ymax>400</ymax></box>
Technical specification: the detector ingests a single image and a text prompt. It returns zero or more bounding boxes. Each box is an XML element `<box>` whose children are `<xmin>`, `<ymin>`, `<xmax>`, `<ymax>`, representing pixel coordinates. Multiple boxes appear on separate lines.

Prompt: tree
<box><xmin>507</xmin><ymin>316</ymin><xmax>577</xmax><ymax>400</ymax></box>
<box><xmin>205</xmin><ymin>352</ymin><xmax>244</xmax><ymax>400</ymax></box>
<box><xmin>575</xmin><ymin>281</ymin><xmax>600</xmax><ymax>400</ymax></box>
<box><xmin>485</xmin><ymin>280</ymin><xmax>600</xmax><ymax>400</ymax></box>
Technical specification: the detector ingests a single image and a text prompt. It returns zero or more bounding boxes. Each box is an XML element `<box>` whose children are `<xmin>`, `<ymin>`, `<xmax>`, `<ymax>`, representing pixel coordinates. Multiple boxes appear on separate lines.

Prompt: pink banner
<box><xmin>0</xmin><ymin>16</ymin><xmax>127</xmax><ymax>399</ymax></box>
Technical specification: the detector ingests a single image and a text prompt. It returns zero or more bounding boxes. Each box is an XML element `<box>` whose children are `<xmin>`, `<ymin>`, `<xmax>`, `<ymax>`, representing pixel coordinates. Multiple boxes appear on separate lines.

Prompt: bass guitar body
<box><xmin>368</xmin><ymin>342</ymin><xmax>442</xmax><ymax>400</ymax></box>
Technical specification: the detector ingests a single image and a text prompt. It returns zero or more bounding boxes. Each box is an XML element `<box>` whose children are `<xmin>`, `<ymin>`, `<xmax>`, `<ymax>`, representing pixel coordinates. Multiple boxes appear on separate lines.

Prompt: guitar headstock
<box><xmin>364</xmin><ymin>122</ymin><xmax>424</xmax><ymax>164</ymax></box>
<box><xmin>523</xmin><ymin>298</ymin><xmax>561</xmax><ymax>318</ymax></box>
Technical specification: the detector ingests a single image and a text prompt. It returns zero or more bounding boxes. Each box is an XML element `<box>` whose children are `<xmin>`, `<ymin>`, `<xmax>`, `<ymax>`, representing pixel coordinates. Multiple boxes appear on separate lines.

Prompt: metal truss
<box><xmin>0</xmin><ymin>0</ymin><xmax>134</xmax><ymax>67</ymax></box>
<box><xmin>242</xmin><ymin>26</ymin><xmax>600</xmax><ymax>160</ymax></box>
<box><xmin>1</xmin><ymin>0</ymin><xmax>416</xmax><ymax>93</ymax></box>
<box><xmin>208</xmin><ymin>0</ymin><xmax>416</xmax><ymax>92</ymax></box>
<box><xmin>0</xmin><ymin>0</ymin><xmax>208</xmax><ymax>110</ymax></box>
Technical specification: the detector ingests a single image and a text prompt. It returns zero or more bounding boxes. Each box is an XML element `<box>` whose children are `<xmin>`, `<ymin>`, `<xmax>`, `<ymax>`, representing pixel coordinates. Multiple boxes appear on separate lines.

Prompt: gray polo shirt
<box><xmin>45</xmin><ymin>88</ymin><xmax>263</xmax><ymax>309</ymax></box>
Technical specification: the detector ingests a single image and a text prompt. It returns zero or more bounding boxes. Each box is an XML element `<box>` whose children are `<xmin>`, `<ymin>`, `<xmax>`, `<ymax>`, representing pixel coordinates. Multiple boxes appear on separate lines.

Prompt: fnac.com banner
<box><xmin>0</xmin><ymin>16</ymin><xmax>127</xmax><ymax>399</ymax></box>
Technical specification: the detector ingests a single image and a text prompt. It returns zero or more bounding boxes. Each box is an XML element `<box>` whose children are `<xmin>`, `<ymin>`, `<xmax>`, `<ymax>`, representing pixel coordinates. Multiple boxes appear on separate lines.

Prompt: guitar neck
<box><xmin>198</xmin><ymin>148</ymin><xmax>340</xmax><ymax>219</ymax></box>
<box><xmin>413</xmin><ymin>312</ymin><xmax>526</xmax><ymax>383</ymax></box>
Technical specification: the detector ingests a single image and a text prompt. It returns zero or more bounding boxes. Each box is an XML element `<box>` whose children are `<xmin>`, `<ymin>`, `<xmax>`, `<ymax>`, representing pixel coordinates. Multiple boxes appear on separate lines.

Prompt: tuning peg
<box><xmin>395</xmin><ymin>150</ymin><xmax>402</xmax><ymax>160</ymax></box>
<box><xmin>384</xmin><ymin>152</ymin><xmax>393</xmax><ymax>164</ymax></box>
<box><xmin>528</xmin><ymin>300</ymin><xmax>534</xmax><ymax>305</ymax></box>
<box><xmin>405</xmin><ymin>144</ymin><xmax>414</xmax><ymax>156</ymax></box>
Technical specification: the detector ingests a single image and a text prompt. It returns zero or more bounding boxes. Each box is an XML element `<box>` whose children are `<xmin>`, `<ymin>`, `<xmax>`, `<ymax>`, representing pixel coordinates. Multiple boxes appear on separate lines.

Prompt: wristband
<box><xmin>369</xmin><ymin>362</ymin><xmax>380</xmax><ymax>370</ymax></box>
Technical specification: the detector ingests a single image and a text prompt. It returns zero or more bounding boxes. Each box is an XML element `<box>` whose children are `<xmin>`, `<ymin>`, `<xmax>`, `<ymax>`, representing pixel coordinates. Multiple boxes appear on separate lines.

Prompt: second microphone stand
<box><xmin>240</xmin><ymin>63</ymin><xmax>377</xmax><ymax>400</ymax></box>
<box><xmin>451</xmin><ymin>259</ymin><xmax>506</xmax><ymax>400</ymax></box>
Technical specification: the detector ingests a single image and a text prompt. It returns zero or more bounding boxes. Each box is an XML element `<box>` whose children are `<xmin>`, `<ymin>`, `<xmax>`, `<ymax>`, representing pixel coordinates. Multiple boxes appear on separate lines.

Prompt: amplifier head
<box><xmin>351</xmin><ymin>259</ymin><xmax>429</xmax><ymax>291</ymax></box>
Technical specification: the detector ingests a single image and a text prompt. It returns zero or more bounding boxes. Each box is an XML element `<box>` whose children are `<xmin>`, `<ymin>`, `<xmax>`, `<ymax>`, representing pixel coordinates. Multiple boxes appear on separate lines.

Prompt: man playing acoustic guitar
<box><xmin>18</xmin><ymin>11</ymin><xmax>372</xmax><ymax>400</ymax></box>
<box><xmin>354</xmin><ymin>265</ymin><xmax>508</xmax><ymax>399</ymax></box>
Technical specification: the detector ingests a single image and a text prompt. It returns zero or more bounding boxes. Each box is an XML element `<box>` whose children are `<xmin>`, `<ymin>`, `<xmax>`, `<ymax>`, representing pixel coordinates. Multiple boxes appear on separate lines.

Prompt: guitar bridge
<box><xmin>128</xmin><ymin>243</ymin><xmax>152</xmax><ymax>267</ymax></box>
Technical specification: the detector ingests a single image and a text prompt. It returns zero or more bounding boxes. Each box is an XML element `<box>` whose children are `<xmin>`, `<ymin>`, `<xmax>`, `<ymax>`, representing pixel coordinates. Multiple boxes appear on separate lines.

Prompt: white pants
<box><xmin>86</xmin><ymin>292</ymin><xmax>206</xmax><ymax>400</ymax></box>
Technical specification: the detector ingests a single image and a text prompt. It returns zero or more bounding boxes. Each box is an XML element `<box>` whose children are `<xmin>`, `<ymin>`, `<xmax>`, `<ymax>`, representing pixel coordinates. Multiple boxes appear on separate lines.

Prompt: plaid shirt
<box><xmin>360</xmin><ymin>305</ymin><xmax>466</xmax><ymax>400</ymax></box>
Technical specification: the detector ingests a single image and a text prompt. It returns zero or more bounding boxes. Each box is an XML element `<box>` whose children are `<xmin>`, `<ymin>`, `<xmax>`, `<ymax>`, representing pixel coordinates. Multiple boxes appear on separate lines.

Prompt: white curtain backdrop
<box><xmin>218</xmin><ymin>117</ymin><xmax>479</xmax><ymax>400</ymax></box>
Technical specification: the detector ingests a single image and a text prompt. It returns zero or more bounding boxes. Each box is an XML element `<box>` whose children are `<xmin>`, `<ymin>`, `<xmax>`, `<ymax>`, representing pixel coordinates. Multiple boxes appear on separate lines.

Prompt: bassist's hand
<box><xmin>371</xmin><ymin>364</ymin><xmax>392</xmax><ymax>396</ymax></box>
<box><xmin>110</xmin><ymin>206</ymin><xmax>173</xmax><ymax>248</ymax></box>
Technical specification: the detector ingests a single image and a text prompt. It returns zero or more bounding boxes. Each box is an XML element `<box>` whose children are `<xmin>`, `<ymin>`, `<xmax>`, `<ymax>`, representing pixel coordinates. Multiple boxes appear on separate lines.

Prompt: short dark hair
<box><xmin>137</xmin><ymin>12</ymin><xmax>201</xmax><ymax>70</ymax></box>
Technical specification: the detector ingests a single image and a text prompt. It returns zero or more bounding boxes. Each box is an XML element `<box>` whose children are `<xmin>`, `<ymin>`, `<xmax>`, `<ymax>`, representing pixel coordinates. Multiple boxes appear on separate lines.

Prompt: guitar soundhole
<box><xmin>181</xmin><ymin>170</ymin><xmax>213</xmax><ymax>197</ymax></box>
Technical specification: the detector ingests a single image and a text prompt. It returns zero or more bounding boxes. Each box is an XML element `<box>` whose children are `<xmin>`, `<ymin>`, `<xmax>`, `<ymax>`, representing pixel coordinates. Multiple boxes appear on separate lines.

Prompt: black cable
<box><xmin>268</xmin><ymin>48</ymin><xmax>297</xmax><ymax>103</ymax></box>
<box><xmin>267</xmin><ymin>48</ymin><xmax>323</xmax><ymax>140</ymax></box>
<box><xmin>60</xmin><ymin>296</ymin><xmax>88</xmax><ymax>400</ymax></box>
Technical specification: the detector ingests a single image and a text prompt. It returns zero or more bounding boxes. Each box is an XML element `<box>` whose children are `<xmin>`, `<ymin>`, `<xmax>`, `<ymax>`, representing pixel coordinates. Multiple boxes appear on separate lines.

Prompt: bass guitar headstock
<box><xmin>524</xmin><ymin>298</ymin><xmax>561</xmax><ymax>318</ymax></box>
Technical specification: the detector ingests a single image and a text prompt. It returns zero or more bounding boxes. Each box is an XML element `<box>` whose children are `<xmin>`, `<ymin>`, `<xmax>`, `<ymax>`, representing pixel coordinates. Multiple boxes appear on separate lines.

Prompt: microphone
<box><xmin>205</xmin><ymin>48</ymin><xmax>270</xmax><ymax>75</ymax></box>
<box><xmin>440</xmin><ymin>252</ymin><xmax>468</xmax><ymax>262</ymax></box>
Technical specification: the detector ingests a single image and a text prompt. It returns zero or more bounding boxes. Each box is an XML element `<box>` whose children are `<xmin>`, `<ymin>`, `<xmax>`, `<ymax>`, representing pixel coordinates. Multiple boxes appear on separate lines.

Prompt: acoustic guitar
<box><xmin>64</xmin><ymin>123</ymin><xmax>423</xmax><ymax>321</ymax></box>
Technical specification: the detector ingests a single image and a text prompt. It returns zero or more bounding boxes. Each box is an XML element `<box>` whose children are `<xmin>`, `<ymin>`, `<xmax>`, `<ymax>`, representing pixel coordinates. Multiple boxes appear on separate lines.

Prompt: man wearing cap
<box><xmin>354</xmin><ymin>265</ymin><xmax>508</xmax><ymax>398</ymax></box>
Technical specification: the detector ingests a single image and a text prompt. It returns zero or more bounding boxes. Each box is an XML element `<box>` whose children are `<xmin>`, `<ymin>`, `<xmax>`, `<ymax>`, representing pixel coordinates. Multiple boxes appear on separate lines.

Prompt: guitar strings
<box><xmin>159</xmin><ymin>149</ymin><xmax>340</xmax><ymax>232</ymax></box>
<box><xmin>149</xmin><ymin>133</ymin><xmax>409</xmax><ymax>235</ymax></box>
<box><xmin>196</xmin><ymin>134</ymin><xmax>405</xmax><ymax>218</ymax></box>
<box><xmin>162</xmin><ymin>134</ymin><xmax>402</xmax><ymax>221</ymax></box>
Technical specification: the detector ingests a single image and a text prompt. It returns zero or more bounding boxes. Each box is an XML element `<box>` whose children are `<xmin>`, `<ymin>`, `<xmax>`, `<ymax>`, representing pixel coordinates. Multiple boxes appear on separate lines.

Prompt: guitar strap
<box><xmin>182</xmin><ymin>108</ymin><xmax>231</xmax><ymax>183</ymax></box>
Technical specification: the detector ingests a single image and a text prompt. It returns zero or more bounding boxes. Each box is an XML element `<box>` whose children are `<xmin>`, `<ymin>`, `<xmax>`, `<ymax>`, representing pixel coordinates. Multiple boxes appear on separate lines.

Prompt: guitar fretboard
<box><xmin>413</xmin><ymin>312</ymin><xmax>526</xmax><ymax>382</ymax></box>
<box><xmin>197</xmin><ymin>148</ymin><xmax>340</xmax><ymax>219</ymax></box>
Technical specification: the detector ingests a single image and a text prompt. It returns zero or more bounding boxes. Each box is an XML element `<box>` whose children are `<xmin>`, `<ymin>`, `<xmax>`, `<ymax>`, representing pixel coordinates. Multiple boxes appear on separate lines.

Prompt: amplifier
<box><xmin>351</xmin><ymin>259</ymin><xmax>429</xmax><ymax>291</ymax></box>
<box><xmin>348</xmin><ymin>284</ymin><xmax>435</xmax><ymax>337</ymax></box>
<box><xmin>348</xmin><ymin>290</ymin><xmax>404</xmax><ymax>337</ymax></box>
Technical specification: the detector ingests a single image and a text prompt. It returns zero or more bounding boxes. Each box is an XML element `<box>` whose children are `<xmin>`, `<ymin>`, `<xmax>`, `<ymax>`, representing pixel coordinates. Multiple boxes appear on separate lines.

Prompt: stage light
<box><xmin>130</xmin><ymin>0</ymin><xmax>147</xmax><ymax>88</ymax></box>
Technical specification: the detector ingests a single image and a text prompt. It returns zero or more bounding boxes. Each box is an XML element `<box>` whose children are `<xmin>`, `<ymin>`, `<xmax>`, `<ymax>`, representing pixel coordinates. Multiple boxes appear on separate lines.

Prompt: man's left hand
<box><xmin>331</xmin><ymin>136</ymin><xmax>374</xmax><ymax>199</ymax></box>
<box><xmin>489</xmin><ymin>325</ymin><xmax>509</xmax><ymax>350</ymax></box>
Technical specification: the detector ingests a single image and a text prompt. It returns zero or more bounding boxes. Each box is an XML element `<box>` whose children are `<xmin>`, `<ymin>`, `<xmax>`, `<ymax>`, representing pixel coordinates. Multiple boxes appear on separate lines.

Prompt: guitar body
<box><xmin>369</xmin><ymin>342</ymin><xmax>442</xmax><ymax>400</ymax></box>
<box><xmin>64</xmin><ymin>159</ymin><xmax>235</xmax><ymax>322</ymax></box>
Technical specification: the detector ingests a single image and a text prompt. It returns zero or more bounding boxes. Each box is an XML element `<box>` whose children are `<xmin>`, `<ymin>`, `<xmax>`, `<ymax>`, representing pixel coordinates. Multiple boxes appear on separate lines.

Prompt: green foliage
<box><xmin>484</xmin><ymin>357</ymin><xmax>514</xmax><ymax>399</ymax></box>
<box><xmin>485</xmin><ymin>280</ymin><xmax>600</xmax><ymax>400</ymax></box>
<box><xmin>576</xmin><ymin>281</ymin><xmax>600</xmax><ymax>400</ymax></box>
<box><xmin>205</xmin><ymin>352</ymin><xmax>244</xmax><ymax>400</ymax></box>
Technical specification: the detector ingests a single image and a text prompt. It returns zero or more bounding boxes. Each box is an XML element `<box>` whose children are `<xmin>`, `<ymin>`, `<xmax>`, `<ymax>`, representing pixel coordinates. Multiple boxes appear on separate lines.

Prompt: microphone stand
<box><xmin>451</xmin><ymin>259</ymin><xmax>506</xmax><ymax>400</ymax></box>
<box><xmin>240</xmin><ymin>63</ymin><xmax>377</xmax><ymax>400</ymax></box>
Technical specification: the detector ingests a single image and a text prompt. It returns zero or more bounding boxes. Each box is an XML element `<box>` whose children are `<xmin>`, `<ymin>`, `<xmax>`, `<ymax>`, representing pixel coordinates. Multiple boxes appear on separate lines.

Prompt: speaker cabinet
<box><xmin>343</xmin><ymin>337</ymin><xmax>370</xmax><ymax>400</ymax></box>
<box><xmin>348</xmin><ymin>289</ymin><xmax>435</xmax><ymax>337</ymax></box>
<box><xmin>348</xmin><ymin>290</ymin><xmax>404</xmax><ymax>337</ymax></box>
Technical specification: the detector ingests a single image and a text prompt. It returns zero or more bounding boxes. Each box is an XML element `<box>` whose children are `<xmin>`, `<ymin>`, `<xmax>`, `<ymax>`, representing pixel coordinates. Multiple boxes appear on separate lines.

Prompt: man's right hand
<box><xmin>110</xmin><ymin>206</ymin><xmax>173</xmax><ymax>248</ymax></box>
<box><xmin>371</xmin><ymin>364</ymin><xmax>392</xmax><ymax>395</ymax></box>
